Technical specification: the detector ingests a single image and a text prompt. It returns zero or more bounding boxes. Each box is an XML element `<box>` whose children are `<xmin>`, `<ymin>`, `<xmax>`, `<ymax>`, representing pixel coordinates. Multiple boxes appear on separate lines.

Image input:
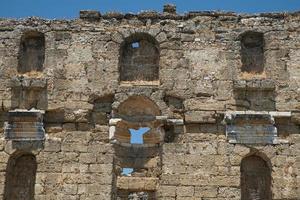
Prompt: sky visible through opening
<box><xmin>129</xmin><ymin>127</ymin><xmax>150</xmax><ymax>144</ymax></box>
<box><xmin>1</xmin><ymin>0</ymin><xmax>300</xmax><ymax>19</ymax></box>
<box><xmin>2</xmin><ymin>0</ymin><xmax>296</xmax><ymax>177</ymax></box>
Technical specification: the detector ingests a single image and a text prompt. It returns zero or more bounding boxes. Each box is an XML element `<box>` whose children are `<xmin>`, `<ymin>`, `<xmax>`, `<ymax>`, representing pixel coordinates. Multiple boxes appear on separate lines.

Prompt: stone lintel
<box><xmin>10</xmin><ymin>76</ymin><xmax>47</xmax><ymax>89</ymax></box>
<box><xmin>117</xmin><ymin>176</ymin><xmax>158</xmax><ymax>191</ymax></box>
<box><xmin>166</xmin><ymin>118</ymin><xmax>184</xmax><ymax>125</ymax></box>
<box><xmin>109</xmin><ymin>116</ymin><xmax>183</xmax><ymax>125</ymax></box>
<box><xmin>116</xmin><ymin>143</ymin><xmax>158</xmax><ymax>148</ymax></box>
<box><xmin>224</xmin><ymin>111</ymin><xmax>291</xmax><ymax>118</ymax></box>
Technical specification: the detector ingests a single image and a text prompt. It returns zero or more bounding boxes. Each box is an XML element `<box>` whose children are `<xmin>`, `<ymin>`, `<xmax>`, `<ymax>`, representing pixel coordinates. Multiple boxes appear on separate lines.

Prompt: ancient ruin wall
<box><xmin>0</xmin><ymin>5</ymin><xmax>299</xmax><ymax>200</ymax></box>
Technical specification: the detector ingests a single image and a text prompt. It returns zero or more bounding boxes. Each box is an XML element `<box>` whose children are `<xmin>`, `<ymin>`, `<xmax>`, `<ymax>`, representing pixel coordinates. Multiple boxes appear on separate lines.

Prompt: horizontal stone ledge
<box><xmin>117</xmin><ymin>176</ymin><xmax>158</xmax><ymax>191</ymax></box>
<box><xmin>223</xmin><ymin>111</ymin><xmax>291</xmax><ymax>118</ymax></box>
<box><xmin>10</xmin><ymin>76</ymin><xmax>47</xmax><ymax>89</ymax></box>
<box><xmin>109</xmin><ymin>117</ymin><xmax>183</xmax><ymax>125</ymax></box>
<box><xmin>228</xmin><ymin>137</ymin><xmax>289</xmax><ymax>145</ymax></box>
<box><xmin>110</xmin><ymin>141</ymin><xmax>159</xmax><ymax>148</ymax></box>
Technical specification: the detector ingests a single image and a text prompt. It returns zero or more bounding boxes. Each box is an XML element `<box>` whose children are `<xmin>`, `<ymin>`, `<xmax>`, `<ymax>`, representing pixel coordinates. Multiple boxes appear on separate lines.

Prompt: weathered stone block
<box><xmin>185</xmin><ymin>111</ymin><xmax>216</xmax><ymax>123</ymax></box>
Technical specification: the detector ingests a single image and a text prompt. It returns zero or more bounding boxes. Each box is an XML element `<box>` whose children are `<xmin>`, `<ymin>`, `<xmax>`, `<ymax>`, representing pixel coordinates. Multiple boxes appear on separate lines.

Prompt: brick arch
<box><xmin>18</xmin><ymin>31</ymin><xmax>45</xmax><ymax>73</ymax></box>
<box><xmin>241</xmin><ymin>154</ymin><xmax>272</xmax><ymax>200</ymax></box>
<box><xmin>119</xmin><ymin>33</ymin><xmax>160</xmax><ymax>82</ymax></box>
<box><xmin>4</xmin><ymin>152</ymin><xmax>37</xmax><ymax>200</ymax></box>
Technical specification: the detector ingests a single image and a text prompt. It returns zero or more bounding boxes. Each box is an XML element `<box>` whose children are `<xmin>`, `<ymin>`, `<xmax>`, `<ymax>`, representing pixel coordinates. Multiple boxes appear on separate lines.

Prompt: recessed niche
<box><xmin>240</xmin><ymin>31</ymin><xmax>264</xmax><ymax>74</ymax></box>
<box><xmin>18</xmin><ymin>31</ymin><xmax>45</xmax><ymax>73</ymax></box>
<box><xmin>241</xmin><ymin>155</ymin><xmax>271</xmax><ymax>200</ymax></box>
<box><xmin>4</xmin><ymin>153</ymin><xmax>37</xmax><ymax>200</ymax></box>
<box><xmin>119</xmin><ymin>33</ymin><xmax>159</xmax><ymax>82</ymax></box>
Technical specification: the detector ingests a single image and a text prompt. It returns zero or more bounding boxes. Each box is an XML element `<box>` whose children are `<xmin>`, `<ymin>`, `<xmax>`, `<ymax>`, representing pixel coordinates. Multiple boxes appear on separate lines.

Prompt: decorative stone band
<box><xmin>223</xmin><ymin>111</ymin><xmax>291</xmax><ymax>144</ymax></box>
<box><xmin>117</xmin><ymin>176</ymin><xmax>158</xmax><ymax>191</ymax></box>
<box><xmin>4</xmin><ymin>109</ymin><xmax>45</xmax><ymax>141</ymax></box>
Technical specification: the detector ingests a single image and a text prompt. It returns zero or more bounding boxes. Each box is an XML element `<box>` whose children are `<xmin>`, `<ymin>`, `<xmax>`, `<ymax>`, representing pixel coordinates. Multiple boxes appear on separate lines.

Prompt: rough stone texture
<box><xmin>0</xmin><ymin>5</ymin><xmax>299</xmax><ymax>200</ymax></box>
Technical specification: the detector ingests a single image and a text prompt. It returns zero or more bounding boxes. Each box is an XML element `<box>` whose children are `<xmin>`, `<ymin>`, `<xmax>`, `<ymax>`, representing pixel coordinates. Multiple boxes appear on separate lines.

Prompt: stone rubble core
<box><xmin>0</xmin><ymin>3</ymin><xmax>299</xmax><ymax>200</ymax></box>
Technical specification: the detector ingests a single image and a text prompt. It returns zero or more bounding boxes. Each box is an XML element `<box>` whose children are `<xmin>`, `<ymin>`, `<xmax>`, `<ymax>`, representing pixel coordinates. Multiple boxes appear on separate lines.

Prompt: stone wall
<box><xmin>0</xmin><ymin>4</ymin><xmax>299</xmax><ymax>200</ymax></box>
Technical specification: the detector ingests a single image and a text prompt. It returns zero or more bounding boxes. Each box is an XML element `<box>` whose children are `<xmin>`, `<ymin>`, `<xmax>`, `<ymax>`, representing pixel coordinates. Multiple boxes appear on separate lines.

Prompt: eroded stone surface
<box><xmin>0</xmin><ymin>5</ymin><xmax>298</xmax><ymax>200</ymax></box>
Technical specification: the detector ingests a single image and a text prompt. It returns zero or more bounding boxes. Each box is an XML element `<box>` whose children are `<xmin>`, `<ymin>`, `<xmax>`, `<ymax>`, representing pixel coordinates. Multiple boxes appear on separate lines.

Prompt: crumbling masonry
<box><xmin>0</xmin><ymin>4</ymin><xmax>299</xmax><ymax>200</ymax></box>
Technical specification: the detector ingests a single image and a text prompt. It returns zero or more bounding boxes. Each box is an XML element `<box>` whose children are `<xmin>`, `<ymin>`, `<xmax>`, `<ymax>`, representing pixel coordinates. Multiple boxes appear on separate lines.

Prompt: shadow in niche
<box><xmin>12</xmin><ymin>31</ymin><xmax>48</xmax><ymax>110</ymax></box>
<box><xmin>18</xmin><ymin>31</ymin><xmax>45</xmax><ymax>73</ymax></box>
<box><xmin>119</xmin><ymin>33</ymin><xmax>160</xmax><ymax>82</ymax></box>
<box><xmin>4</xmin><ymin>152</ymin><xmax>37</xmax><ymax>200</ymax></box>
<box><xmin>240</xmin><ymin>31</ymin><xmax>264</xmax><ymax>74</ymax></box>
<box><xmin>90</xmin><ymin>94</ymin><xmax>114</xmax><ymax>126</ymax></box>
<box><xmin>241</xmin><ymin>155</ymin><xmax>272</xmax><ymax>200</ymax></box>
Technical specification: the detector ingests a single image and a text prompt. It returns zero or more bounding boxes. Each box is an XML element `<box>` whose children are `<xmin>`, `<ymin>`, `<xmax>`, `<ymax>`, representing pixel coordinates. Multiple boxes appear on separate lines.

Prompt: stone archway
<box><xmin>241</xmin><ymin>155</ymin><xmax>272</xmax><ymax>200</ymax></box>
<box><xmin>4</xmin><ymin>153</ymin><xmax>37</xmax><ymax>200</ymax></box>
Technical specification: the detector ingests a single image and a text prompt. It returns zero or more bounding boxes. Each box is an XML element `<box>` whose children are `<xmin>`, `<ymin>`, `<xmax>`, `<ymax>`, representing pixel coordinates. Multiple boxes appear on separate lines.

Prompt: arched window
<box><xmin>18</xmin><ymin>31</ymin><xmax>45</xmax><ymax>73</ymax></box>
<box><xmin>240</xmin><ymin>31</ymin><xmax>264</xmax><ymax>74</ymax></box>
<box><xmin>4</xmin><ymin>153</ymin><xmax>37</xmax><ymax>200</ymax></box>
<box><xmin>119</xmin><ymin>33</ymin><xmax>159</xmax><ymax>83</ymax></box>
<box><xmin>241</xmin><ymin>155</ymin><xmax>271</xmax><ymax>200</ymax></box>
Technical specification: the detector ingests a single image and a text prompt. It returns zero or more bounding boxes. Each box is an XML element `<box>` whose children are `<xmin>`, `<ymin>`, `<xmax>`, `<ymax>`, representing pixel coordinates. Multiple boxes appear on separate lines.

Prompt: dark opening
<box><xmin>241</xmin><ymin>32</ymin><xmax>264</xmax><ymax>74</ymax></box>
<box><xmin>241</xmin><ymin>155</ymin><xmax>272</xmax><ymax>200</ymax></box>
<box><xmin>114</xmin><ymin>145</ymin><xmax>161</xmax><ymax>178</ymax></box>
<box><xmin>18</xmin><ymin>31</ymin><xmax>45</xmax><ymax>73</ymax></box>
<box><xmin>91</xmin><ymin>95</ymin><xmax>114</xmax><ymax>125</ymax></box>
<box><xmin>4</xmin><ymin>153</ymin><xmax>37</xmax><ymax>200</ymax></box>
<box><xmin>117</xmin><ymin>190</ymin><xmax>156</xmax><ymax>200</ymax></box>
<box><xmin>119</xmin><ymin>33</ymin><xmax>159</xmax><ymax>82</ymax></box>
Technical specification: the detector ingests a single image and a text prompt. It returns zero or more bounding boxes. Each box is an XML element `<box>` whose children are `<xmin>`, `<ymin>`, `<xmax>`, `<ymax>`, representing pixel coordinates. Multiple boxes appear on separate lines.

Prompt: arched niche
<box><xmin>119</xmin><ymin>33</ymin><xmax>160</xmax><ymax>83</ymax></box>
<box><xmin>4</xmin><ymin>152</ymin><xmax>37</xmax><ymax>200</ymax></box>
<box><xmin>240</xmin><ymin>31</ymin><xmax>264</xmax><ymax>74</ymax></box>
<box><xmin>113</xmin><ymin>96</ymin><xmax>163</xmax><ymax>145</ymax></box>
<box><xmin>116</xmin><ymin>96</ymin><xmax>161</xmax><ymax>122</ymax></box>
<box><xmin>18</xmin><ymin>31</ymin><xmax>45</xmax><ymax>73</ymax></box>
<box><xmin>241</xmin><ymin>155</ymin><xmax>272</xmax><ymax>200</ymax></box>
